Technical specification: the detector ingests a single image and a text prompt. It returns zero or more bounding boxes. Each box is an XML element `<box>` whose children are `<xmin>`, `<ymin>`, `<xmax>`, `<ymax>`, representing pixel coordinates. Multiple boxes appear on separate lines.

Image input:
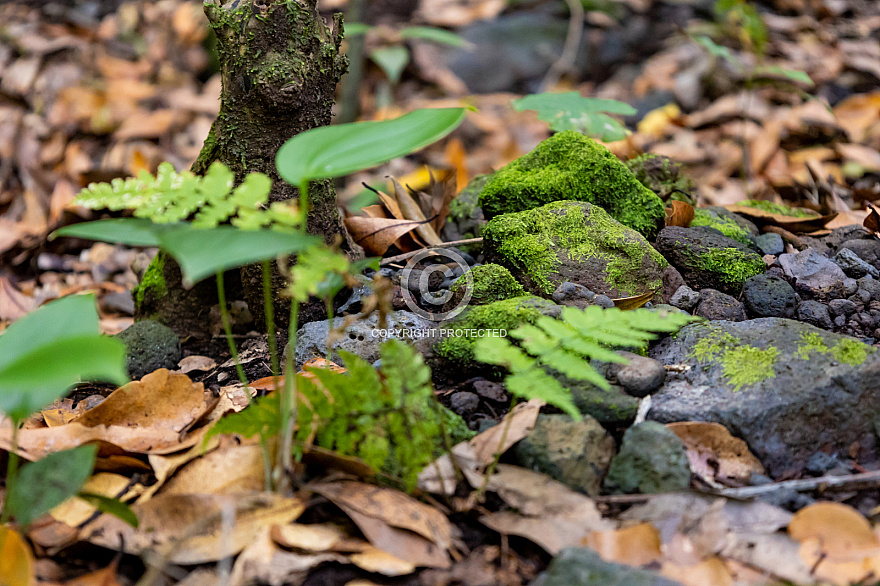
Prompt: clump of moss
<box><xmin>690</xmin><ymin>208</ymin><xmax>752</xmax><ymax>245</ymax></box>
<box><xmin>832</xmin><ymin>338</ymin><xmax>874</xmax><ymax>365</ymax></box>
<box><xmin>436</xmin><ymin>296</ymin><xmax>557</xmax><ymax>369</ymax></box>
<box><xmin>450</xmin><ymin>264</ymin><xmax>526</xmax><ymax>305</ymax></box>
<box><xmin>688</xmin><ymin>327</ymin><xmax>777</xmax><ymax>391</ymax></box>
<box><xmin>133</xmin><ymin>254</ymin><xmax>166</xmax><ymax>310</ymax></box>
<box><xmin>739</xmin><ymin>199</ymin><xmax>817</xmax><ymax>218</ymax></box>
<box><xmin>625</xmin><ymin>153</ymin><xmax>695</xmax><ymax>204</ymax></box>
<box><xmin>449</xmin><ymin>174</ymin><xmax>491</xmax><ymax>221</ymax></box>
<box><xmin>696</xmin><ymin>247</ymin><xmax>765</xmax><ymax>287</ymax></box>
<box><xmin>796</xmin><ymin>332</ymin><xmax>828</xmax><ymax>359</ymax></box>
<box><xmin>478</xmin><ymin>131</ymin><xmax>665</xmax><ymax>238</ymax></box>
<box><xmin>483</xmin><ymin>201</ymin><xmax>667</xmax><ymax>296</ymax></box>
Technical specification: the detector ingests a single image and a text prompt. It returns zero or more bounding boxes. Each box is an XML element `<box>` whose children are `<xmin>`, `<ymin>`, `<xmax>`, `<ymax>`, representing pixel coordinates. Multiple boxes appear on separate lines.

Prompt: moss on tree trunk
<box><xmin>136</xmin><ymin>0</ymin><xmax>354</xmax><ymax>336</ymax></box>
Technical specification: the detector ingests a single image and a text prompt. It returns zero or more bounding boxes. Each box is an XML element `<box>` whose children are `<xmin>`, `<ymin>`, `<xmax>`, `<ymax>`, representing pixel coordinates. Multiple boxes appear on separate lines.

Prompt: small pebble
<box><xmin>592</xmin><ymin>294</ymin><xmax>615</xmax><ymax>309</ymax></box>
<box><xmin>797</xmin><ymin>300</ymin><xmax>833</xmax><ymax>330</ymax></box>
<box><xmin>669</xmin><ymin>285</ymin><xmax>700</xmax><ymax>312</ymax></box>
<box><xmin>755</xmin><ymin>232</ymin><xmax>785</xmax><ymax>256</ymax></box>
<box><xmin>449</xmin><ymin>391</ymin><xmax>480</xmax><ymax>417</ymax></box>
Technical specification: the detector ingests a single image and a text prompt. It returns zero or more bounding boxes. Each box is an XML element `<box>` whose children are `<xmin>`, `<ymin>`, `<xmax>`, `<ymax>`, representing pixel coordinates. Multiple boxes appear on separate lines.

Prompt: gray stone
<box><xmin>532</xmin><ymin>548</ymin><xmax>682</xmax><ymax>586</ymax></box>
<box><xmin>797</xmin><ymin>300</ymin><xmax>833</xmax><ymax>330</ymax></box>
<box><xmin>568</xmin><ymin>380</ymin><xmax>640</xmax><ymax>426</ymax></box>
<box><xmin>742</xmin><ymin>273</ymin><xmax>798</xmax><ymax>318</ymax></box>
<box><xmin>592</xmin><ymin>294</ymin><xmax>615</xmax><ymax>309</ymax></box>
<box><xmin>694</xmin><ymin>289</ymin><xmax>747</xmax><ymax>321</ymax></box>
<box><xmin>755</xmin><ymin>232</ymin><xmax>785</xmax><ymax>256</ymax></box>
<box><xmin>115</xmin><ymin>320</ymin><xmax>181</xmax><ymax>380</ymax></box>
<box><xmin>858</xmin><ymin>277</ymin><xmax>880</xmax><ymax>300</ymax></box>
<box><xmin>828</xmin><ymin>298</ymin><xmax>858</xmax><ymax>318</ymax></box>
<box><xmin>669</xmin><ymin>285</ymin><xmax>700</xmax><ymax>311</ymax></box>
<box><xmin>514</xmin><ymin>414</ymin><xmax>616</xmax><ymax>496</ymax></box>
<box><xmin>449</xmin><ymin>391</ymin><xmax>480</xmax><ymax>417</ymax></box>
<box><xmin>472</xmin><ymin>380</ymin><xmax>507</xmax><ymax>402</ymax></box>
<box><xmin>607</xmin><ymin>351</ymin><xmax>667</xmax><ymax>398</ymax></box>
<box><xmin>655</xmin><ymin>226</ymin><xmax>766</xmax><ymax>294</ymax></box>
<box><xmin>834</xmin><ymin>315</ymin><xmax>846</xmax><ymax>328</ymax></box>
<box><xmin>779</xmin><ymin>248</ymin><xmax>853</xmax><ymax>300</ymax></box>
<box><xmin>292</xmin><ymin>311</ymin><xmax>436</xmax><ymax>370</ymax></box>
<box><xmin>838</xmin><ymin>239</ymin><xmax>880</xmax><ymax>270</ymax></box>
<box><xmin>552</xmin><ymin>282</ymin><xmax>596</xmax><ymax>310</ymax></box>
<box><xmin>833</xmin><ymin>247</ymin><xmax>879</xmax><ymax>278</ymax></box>
<box><xmin>648</xmin><ymin>319</ymin><xmax>880</xmax><ymax>475</ymax></box>
<box><xmin>604</xmin><ymin>421</ymin><xmax>691</xmax><ymax>494</ymax></box>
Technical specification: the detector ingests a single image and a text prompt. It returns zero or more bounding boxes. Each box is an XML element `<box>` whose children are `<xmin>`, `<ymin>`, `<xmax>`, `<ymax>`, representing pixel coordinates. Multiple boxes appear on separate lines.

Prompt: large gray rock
<box><xmin>115</xmin><ymin>320</ymin><xmax>181</xmax><ymax>380</ymax></box>
<box><xmin>603</xmin><ymin>421</ymin><xmax>691</xmax><ymax>494</ymax></box>
<box><xmin>292</xmin><ymin>311</ymin><xmax>436</xmax><ymax>369</ymax></box>
<box><xmin>514</xmin><ymin>414</ymin><xmax>616</xmax><ymax>496</ymax></box>
<box><xmin>532</xmin><ymin>548</ymin><xmax>682</xmax><ymax>586</ymax></box>
<box><xmin>648</xmin><ymin>319</ymin><xmax>880</xmax><ymax>476</ymax></box>
<box><xmin>778</xmin><ymin>248</ymin><xmax>856</xmax><ymax>300</ymax></box>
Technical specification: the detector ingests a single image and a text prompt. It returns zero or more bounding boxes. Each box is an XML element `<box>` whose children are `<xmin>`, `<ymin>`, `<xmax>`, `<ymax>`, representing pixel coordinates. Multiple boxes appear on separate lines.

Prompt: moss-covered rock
<box><xmin>435</xmin><ymin>295</ymin><xmax>559</xmax><ymax>370</ymax></box>
<box><xmin>655</xmin><ymin>226</ymin><xmax>766</xmax><ymax>295</ymax></box>
<box><xmin>625</xmin><ymin>153</ymin><xmax>695</xmax><ymax>204</ymax></box>
<box><xmin>477</xmin><ymin>131</ymin><xmax>666</xmax><ymax>238</ymax></box>
<box><xmin>603</xmin><ymin>421</ymin><xmax>691</xmax><ymax>494</ymax></box>
<box><xmin>115</xmin><ymin>320</ymin><xmax>182</xmax><ymax>380</ymax></box>
<box><xmin>483</xmin><ymin>200</ymin><xmax>670</xmax><ymax>299</ymax></box>
<box><xmin>448</xmin><ymin>263</ymin><xmax>526</xmax><ymax>308</ymax></box>
<box><xmin>690</xmin><ymin>208</ymin><xmax>755</xmax><ymax>246</ymax></box>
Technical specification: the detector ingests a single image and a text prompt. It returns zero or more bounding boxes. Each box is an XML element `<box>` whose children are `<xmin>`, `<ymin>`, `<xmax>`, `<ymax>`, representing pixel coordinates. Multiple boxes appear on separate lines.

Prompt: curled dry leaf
<box><xmin>665</xmin><ymin>201</ymin><xmax>695</xmax><ymax>228</ymax></box>
<box><xmin>418</xmin><ymin>398</ymin><xmax>543</xmax><ymax>495</ymax></box>
<box><xmin>80</xmin><ymin>492</ymin><xmax>305</xmax><ymax>565</ymax></box>
<box><xmin>479</xmin><ymin>464</ymin><xmax>613</xmax><ymax>555</ymax></box>
<box><xmin>666</xmin><ymin>421</ymin><xmax>764</xmax><ymax>484</ymax></box>
<box><xmin>72</xmin><ymin>369</ymin><xmax>211</xmax><ymax>433</ymax></box>
<box><xmin>612</xmin><ymin>289</ymin><xmax>657</xmax><ymax>311</ymax></box>
<box><xmin>158</xmin><ymin>443</ymin><xmax>266</xmax><ymax>496</ymax></box>
<box><xmin>660</xmin><ymin>557</ymin><xmax>733</xmax><ymax>586</ymax></box>
<box><xmin>864</xmin><ymin>201</ymin><xmax>880</xmax><ymax>235</ymax></box>
<box><xmin>344</xmin><ymin>215</ymin><xmax>424</xmax><ymax>256</ymax></box>
<box><xmin>230</xmin><ymin>527</ymin><xmax>345</xmax><ymax>586</ymax></box>
<box><xmin>0</xmin><ymin>275</ymin><xmax>36</xmax><ymax>322</ymax></box>
<box><xmin>391</xmin><ymin>179</ymin><xmax>443</xmax><ymax>247</ymax></box>
<box><xmin>789</xmin><ymin>502</ymin><xmax>880</xmax><ymax>559</ymax></box>
<box><xmin>50</xmin><ymin>472</ymin><xmax>143</xmax><ymax>526</ymax></box>
<box><xmin>723</xmin><ymin>204</ymin><xmax>837</xmax><ymax>232</ymax></box>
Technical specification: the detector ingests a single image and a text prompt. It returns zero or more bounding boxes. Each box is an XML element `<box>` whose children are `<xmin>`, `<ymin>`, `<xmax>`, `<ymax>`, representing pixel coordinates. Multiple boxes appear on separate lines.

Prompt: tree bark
<box><xmin>136</xmin><ymin>0</ymin><xmax>354</xmax><ymax>336</ymax></box>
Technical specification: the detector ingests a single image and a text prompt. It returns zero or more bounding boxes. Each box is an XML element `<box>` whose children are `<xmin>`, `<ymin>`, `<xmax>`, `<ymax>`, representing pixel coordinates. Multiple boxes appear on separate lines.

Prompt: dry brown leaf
<box><xmin>417</xmin><ymin>0</ymin><xmax>506</xmax><ymax>27</ymax></box>
<box><xmin>582</xmin><ymin>523</ymin><xmax>662</xmax><ymax>566</ymax></box>
<box><xmin>0</xmin><ymin>524</ymin><xmax>35</xmax><ymax>586</ymax></box>
<box><xmin>724</xmin><ymin>204</ymin><xmax>837</xmax><ymax>232</ymax></box>
<box><xmin>159</xmin><ymin>443</ymin><xmax>266</xmax><ymax>496</ymax></box>
<box><xmin>72</xmin><ymin>369</ymin><xmax>211</xmax><ymax>433</ymax></box>
<box><xmin>0</xmin><ymin>275</ymin><xmax>36</xmax><ymax>322</ymax></box>
<box><xmin>229</xmin><ymin>526</ymin><xmax>346</xmax><ymax>586</ymax></box>
<box><xmin>361</xmin><ymin>204</ymin><xmax>389</xmax><ymax>219</ymax></box>
<box><xmin>51</xmin><ymin>472</ymin><xmax>142</xmax><ymax>526</ymax></box>
<box><xmin>864</xmin><ymin>201</ymin><xmax>880</xmax><ymax>234</ymax></box>
<box><xmin>349</xmin><ymin>546</ymin><xmax>417</xmax><ymax>576</ymax></box>
<box><xmin>177</xmin><ymin>355</ymin><xmax>217</xmax><ymax>374</ymax></box>
<box><xmin>391</xmin><ymin>179</ymin><xmax>443</xmax><ymax>246</ymax></box>
<box><xmin>418</xmin><ymin>398</ymin><xmax>543</xmax><ymax>495</ymax></box>
<box><xmin>749</xmin><ymin>119</ymin><xmax>782</xmax><ymax>174</ymax></box>
<box><xmin>833</xmin><ymin>92</ymin><xmax>880</xmax><ymax>143</ymax></box>
<box><xmin>666</xmin><ymin>421</ymin><xmax>764</xmax><ymax>483</ymax></box>
<box><xmin>63</xmin><ymin>559</ymin><xmax>121</xmax><ymax>586</ymax></box>
<box><xmin>665</xmin><ymin>201</ymin><xmax>694</xmax><ymax>228</ymax></box>
<box><xmin>113</xmin><ymin>109</ymin><xmax>177</xmax><ymax>140</ymax></box>
<box><xmin>271</xmin><ymin>523</ymin><xmax>356</xmax><ymax>552</ymax></box>
<box><xmin>81</xmin><ymin>492</ymin><xmax>305</xmax><ymax>565</ymax></box>
<box><xmin>309</xmin><ymin>481</ymin><xmax>454</xmax><ymax>551</ymax></box>
<box><xmin>479</xmin><ymin>465</ymin><xmax>612</xmax><ymax>554</ymax></box>
<box><xmin>837</xmin><ymin>143</ymin><xmax>880</xmax><ymax>171</ymax></box>
<box><xmin>613</xmin><ymin>289</ymin><xmax>657</xmax><ymax>311</ymax></box>
<box><xmin>344</xmin><ymin>215</ymin><xmax>423</xmax><ymax>255</ymax></box>
<box><xmin>789</xmin><ymin>502</ymin><xmax>880</xmax><ymax>560</ymax></box>
<box><xmin>661</xmin><ymin>557</ymin><xmax>733</xmax><ymax>586</ymax></box>
<box><xmin>139</xmin><ymin>435</ymin><xmax>221</xmax><ymax>503</ymax></box>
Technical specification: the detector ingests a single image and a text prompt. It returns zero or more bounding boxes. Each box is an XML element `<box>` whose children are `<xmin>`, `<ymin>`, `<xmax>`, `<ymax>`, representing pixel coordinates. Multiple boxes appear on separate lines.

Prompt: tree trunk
<box><xmin>136</xmin><ymin>0</ymin><xmax>354</xmax><ymax>336</ymax></box>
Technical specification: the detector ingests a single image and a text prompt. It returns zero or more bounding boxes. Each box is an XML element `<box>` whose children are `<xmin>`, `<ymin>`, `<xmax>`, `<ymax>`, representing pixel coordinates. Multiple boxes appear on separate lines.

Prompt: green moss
<box><xmin>688</xmin><ymin>326</ymin><xmax>777</xmax><ymax>391</ymax></box>
<box><xmin>696</xmin><ymin>247</ymin><xmax>765</xmax><ymax>287</ymax></box>
<box><xmin>449</xmin><ymin>174</ymin><xmax>490</xmax><ymax>221</ymax></box>
<box><xmin>133</xmin><ymin>254</ymin><xmax>166</xmax><ymax>310</ymax></box>
<box><xmin>739</xmin><ymin>199</ymin><xmax>817</xmax><ymax>218</ymax></box>
<box><xmin>832</xmin><ymin>338</ymin><xmax>875</xmax><ymax>365</ymax></box>
<box><xmin>721</xmin><ymin>346</ymin><xmax>778</xmax><ymax>391</ymax></box>
<box><xmin>690</xmin><ymin>208</ymin><xmax>752</xmax><ymax>245</ymax></box>
<box><xmin>483</xmin><ymin>201</ymin><xmax>667</xmax><ymax>295</ymax></box>
<box><xmin>450</xmin><ymin>264</ymin><xmax>526</xmax><ymax>305</ymax></box>
<box><xmin>478</xmin><ymin>131</ymin><xmax>665</xmax><ymax>238</ymax></box>
<box><xmin>625</xmin><ymin>153</ymin><xmax>695</xmax><ymax>204</ymax></box>
<box><xmin>796</xmin><ymin>331</ymin><xmax>829</xmax><ymax>359</ymax></box>
<box><xmin>436</xmin><ymin>296</ymin><xmax>555</xmax><ymax>369</ymax></box>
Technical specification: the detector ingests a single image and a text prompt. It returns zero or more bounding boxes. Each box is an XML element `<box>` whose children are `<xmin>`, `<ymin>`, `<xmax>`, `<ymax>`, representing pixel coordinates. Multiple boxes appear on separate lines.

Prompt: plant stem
<box><xmin>262</xmin><ymin>260</ymin><xmax>280</xmax><ymax>384</ymax></box>
<box><xmin>475</xmin><ymin>395</ymin><xmax>517</xmax><ymax>503</ymax></box>
<box><xmin>299</xmin><ymin>181</ymin><xmax>310</xmax><ymax>227</ymax></box>
<box><xmin>1</xmin><ymin>421</ymin><xmax>21</xmax><ymax>524</ymax></box>
<box><xmin>216</xmin><ymin>273</ymin><xmax>248</xmax><ymax>388</ymax></box>
<box><xmin>276</xmin><ymin>297</ymin><xmax>300</xmax><ymax>493</ymax></box>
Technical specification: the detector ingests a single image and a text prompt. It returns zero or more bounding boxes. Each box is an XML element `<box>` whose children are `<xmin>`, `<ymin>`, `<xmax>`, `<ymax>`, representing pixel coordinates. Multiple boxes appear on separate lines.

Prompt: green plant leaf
<box><xmin>156</xmin><ymin>225</ymin><xmax>318</xmax><ymax>286</ymax></box>
<box><xmin>52</xmin><ymin>218</ymin><xmax>167</xmax><ymax>247</ymax></box>
<box><xmin>692</xmin><ymin>35</ymin><xmax>740</xmax><ymax>68</ymax></box>
<box><xmin>753</xmin><ymin>65</ymin><xmax>813</xmax><ymax>86</ymax></box>
<box><xmin>276</xmin><ymin>108</ymin><xmax>466</xmax><ymax>184</ymax></box>
<box><xmin>78</xmin><ymin>492</ymin><xmax>139</xmax><ymax>528</ymax></box>
<box><xmin>344</xmin><ymin>22</ymin><xmax>372</xmax><ymax>35</ymax></box>
<box><xmin>370</xmin><ymin>46</ymin><xmax>410</xmax><ymax>84</ymax></box>
<box><xmin>511</xmin><ymin>92</ymin><xmax>635</xmax><ymax>141</ymax></box>
<box><xmin>398</xmin><ymin>26</ymin><xmax>471</xmax><ymax>48</ymax></box>
<box><xmin>206</xmin><ymin>393</ymin><xmax>281</xmax><ymax>443</ymax></box>
<box><xmin>0</xmin><ymin>295</ymin><xmax>128</xmax><ymax>421</ymax></box>
<box><xmin>6</xmin><ymin>445</ymin><xmax>97</xmax><ymax>527</ymax></box>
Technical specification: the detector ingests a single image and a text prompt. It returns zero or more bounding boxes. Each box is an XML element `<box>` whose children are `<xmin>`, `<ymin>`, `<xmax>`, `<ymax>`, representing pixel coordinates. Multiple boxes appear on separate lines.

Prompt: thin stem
<box><xmin>262</xmin><ymin>260</ymin><xmax>280</xmax><ymax>384</ymax></box>
<box><xmin>1</xmin><ymin>421</ymin><xmax>21</xmax><ymax>525</ymax></box>
<box><xmin>276</xmin><ymin>296</ymin><xmax>300</xmax><ymax>494</ymax></box>
<box><xmin>298</xmin><ymin>181</ymin><xmax>310</xmax><ymax>228</ymax></box>
<box><xmin>475</xmin><ymin>395</ymin><xmax>517</xmax><ymax>502</ymax></box>
<box><xmin>541</xmin><ymin>0</ymin><xmax>584</xmax><ymax>91</ymax></box>
<box><xmin>216</xmin><ymin>273</ymin><xmax>248</xmax><ymax>389</ymax></box>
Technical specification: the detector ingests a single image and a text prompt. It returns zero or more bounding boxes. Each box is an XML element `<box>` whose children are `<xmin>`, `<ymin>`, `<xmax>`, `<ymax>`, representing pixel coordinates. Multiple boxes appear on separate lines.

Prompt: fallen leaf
<box><xmin>0</xmin><ymin>525</ymin><xmax>35</xmax><ymax>586</ymax></box>
<box><xmin>789</xmin><ymin>502</ymin><xmax>880</xmax><ymax>560</ymax></box>
<box><xmin>666</xmin><ymin>421</ymin><xmax>764</xmax><ymax>483</ymax></box>
<box><xmin>344</xmin><ymin>215</ymin><xmax>424</xmax><ymax>255</ymax></box>
<box><xmin>665</xmin><ymin>201</ymin><xmax>694</xmax><ymax>228</ymax></box>
<box><xmin>864</xmin><ymin>201</ymin><xmax>880</xmax><ymax>234</ymax></box>
<box><xmin>613</xmin><ymin>289</ymin><xmax>657</xmax><ymax>310</ymax></box>
<box><xmin>724</xmin><ymin>204</ymin><xmax>837</xmax><ymax>232</ymax></box>
<box><xmin>81</xmin><ymin>492</ymin><xmax>305</xmax><ymax>564</ymax></box>
<box><xmin>158</xmin><ymin>443</ymin><xmax>266</xmax><ymax>496</ymax></box>
<box><xmin>661</xmin><ymin>557</ymin><xmax>733</xmax><ymax>586</ymax></box>
<box><xmin>0</xmin><ymin>275</ymin><xmax>37</xmax><ymax>322</ymax></box>
<box><xmin>62</xmin><ymin>558</ymin><xmax>121</xmax><ymax>586</ymax></box>
<box><xmin>391</xmin><ymin>179</ymin><xmax>443</xmax><ymax>246</ymax></box>
<box><xmin>177</xmin><ymin>355</ymin><xmax>217</xmax><ymax>374</ymax></box>
<box><xmin>229</xmin><ymin>526</ymin><xmax>346</xmax><ymax>586</ymax></box>
<box><xmin>50</xmin><ymin>472</ymin><xmax>142</xmax><ymax>526</ymax></box>
<box><xmin>582</xmin><ymin>523</ymin><xmax>662</xmax><ymax>566</ymax></box>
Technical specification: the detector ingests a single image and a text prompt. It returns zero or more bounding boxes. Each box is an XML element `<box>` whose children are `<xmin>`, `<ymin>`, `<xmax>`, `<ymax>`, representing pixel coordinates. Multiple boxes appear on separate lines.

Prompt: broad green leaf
<box><xmin>0</xmin><ymin>335</ymin><xmax>128</xmax><ymax>421</ymax></box>
<box><xmin>157</xmin><ymin>225</ymin><xmax>318</xmax><ymax>286</ymax></box>
<box><xmin>276</xmin><ymin>107</ymin><xmax>466</xmax><ymax>184</ymax></box>
<box><xmin>78</xmin><ymin>492</ymin><xmax>139</xmax><ymax>528</ymax></box>
<box><xmin>399</xmin><ymin>26</ymin><xmax>470</xmax><ymax>48</ymax></box>
<box><xmin>344</xmin><ymin>22</ymin><xmax>372</xmax><ymax>35</ymax></box>
<box><xmin>512</xmin><ymin>92</ymin><xmax>635</xmax><ymax>141</ymax></box>
<box><xmin>370</xmin><ymin>46</ymin><xmax>410</xmax><ymax>84</ymax></box>
<box><xmin>6</xmin><ymin>445</ymin><xmax>97</xmax><ymax>527</ymax></box>
<box><xmin>753</xmin><ymin>65</ymin><xmax>813</xmax><ymax>86</ymax></box>
<box><xmin>52</xmin><ymin>218</ymin><xmax>166</xmax><ymax>247</ymax></box>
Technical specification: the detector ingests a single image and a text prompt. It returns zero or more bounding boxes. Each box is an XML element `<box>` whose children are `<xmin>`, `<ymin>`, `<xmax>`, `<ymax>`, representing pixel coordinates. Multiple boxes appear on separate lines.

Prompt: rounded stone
<box><xmin>797</xmin><ymin>300</ymin><xmax>833</xmax><ymax>330</ymax></box>
<box><xmin>828</xmin><ymin>298</ymin><xmax>858</xmax><ymax>318</ymax></box>
<box><xmin>669</xmin><ymin>285</ymin><xmax>700</xmax><ymax>312</ymax></box>
<box><xmin>115</xmin><ymin>320</ymin><xmax>182</xmax><ymax>380</ymax></box>
<box><xmin>694</xmin><ymin>289</ymin><xmax>746</xmax><ymax>321</ymax></box>
<box><xmin>612</xmin><ymin>352</ymin><xmax>667</xmax><ymax>398</ymax></box>
<box><xmin>449</xmin><ymin>391</ymin><xmax>480</xmax><ymax>417</ymax></box>
<box><xmin>603</xmin><ymin>421</ymin><xmax>691</xmax><ymax>494</ymax></box>
<box><xmin>742</xmin><ymin>273</ymin><xmax>798</xmax><ymax>318</ymax></box>
<box><xmin>592</xmin><ymin>294</ymin><xmax>615</xmax><ymax>309</ymax></box>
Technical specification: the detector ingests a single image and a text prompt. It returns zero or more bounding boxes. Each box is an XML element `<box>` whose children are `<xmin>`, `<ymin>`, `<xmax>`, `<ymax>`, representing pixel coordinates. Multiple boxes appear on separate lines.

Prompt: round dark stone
<box><xmin>449</xmin><ymin>391</ymin><xmax>480</xmax><ymax>417</ymax></box>
<box><xmin>115</xmin><ymin>320</ymin><xmax>181</xmax><ymax>380</ymax></box>
<box><xmin>828</xmin><ymin>298</ymin><xmax>858</xmax><ymax>318</ymax></box>
<box><xmin>694</xmin><ymin>289</ymin><xmax>746</xmax><ymax>321</ymax></box>
<box><xmin>797</xmin><ymin>300</ymin><xmax>833</xmax><ymax>330</ymax></box>
<box><xmin>742</xmin><ymin>274</ymin><xmax>798</xmax><ymax>318</ymax></box>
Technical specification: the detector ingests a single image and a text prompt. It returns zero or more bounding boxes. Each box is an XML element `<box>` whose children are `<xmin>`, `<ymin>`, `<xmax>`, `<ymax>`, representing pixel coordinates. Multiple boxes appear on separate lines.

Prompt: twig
<box><xmin>713</xmin><ymin>469</ymin><xmax>880</xmax><ymax>499</ymax></box>
<box><xmin>379</xmin><ymin>238</ymin><xmax>483</xmax><ymax>266</ymax></box>
<box><xmin>763</xmin><ymin>225</ymin><xmax>807</xmax><ymax>250</ymax></box>
<box><xmin>541</xmin><ymin>0</ymin><xmax>585</xmax><ymax>91</ymax></box>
